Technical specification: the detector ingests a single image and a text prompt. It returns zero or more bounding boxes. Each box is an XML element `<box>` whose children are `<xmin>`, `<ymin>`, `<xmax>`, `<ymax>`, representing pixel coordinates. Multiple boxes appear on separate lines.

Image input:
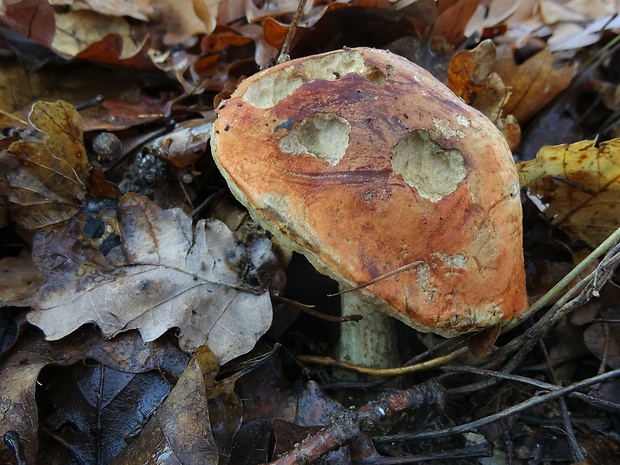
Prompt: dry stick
<box><xmin>375</xmin><ymin>368</ymin><xmax>620</xmax><ymax>445</ymax></box>
<box><xmin>261</xmin><ymin>379</ymin><xmax>446</xmax><ymax>465</ymax></box>
<box><xmin>277</xmin><ymin>0</ymin><xmax>309</xmax><ymax>64</ymax></box>
<box><xmin>440</xmin><ymin>365</ymin><xmax>620</xmax><ymax>412</ymax></box>
<box><xmin>275</xmin><ymin>295</ymin><xmax>363</xmax><ymax>323</ymax></box>
<box><xmin>0</xmin><ymin>109</ymin><xmax>28</xmax><ymax>126</ymax></box>
<box><xmin>503</xmin><ymin>239</ymin><xmax>619</xmax><ymax>366</ymax></box>
<box><xmin>328</xmin><ymin>261</ymin><xmax>423</xmax><ymax>296</ymax></box>
<box><xmin>539</xmin><ymin>340</ymin><xmax>584</xmax><ymax>462</ymax></box>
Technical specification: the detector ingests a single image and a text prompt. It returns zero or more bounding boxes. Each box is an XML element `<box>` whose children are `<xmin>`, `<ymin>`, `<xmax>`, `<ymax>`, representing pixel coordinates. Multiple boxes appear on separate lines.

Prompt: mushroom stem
<box><xmin>336</xmin><ymin>288</ymin><xmax>400</xmax><ymax>369</ymax></box>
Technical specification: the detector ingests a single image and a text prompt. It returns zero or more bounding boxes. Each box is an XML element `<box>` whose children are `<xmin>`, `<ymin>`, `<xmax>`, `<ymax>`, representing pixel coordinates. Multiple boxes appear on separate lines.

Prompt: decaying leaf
<box><xmin>27</xmin><ymin>193</ymin><xmax>276</xmax><ymax>361</ymax></box>
<box><xmin>44</xmin><ymin>362</ymin><xmax>172</xmax><ymax>464</ymax></box>
<box><xmin>432</xmin><ymin>0</ymin><xmax>481</xmax><ymax>51</ymax></box>
<box><xmin>518</xmin><ymin>138</ymin><xmax>620</xmax><ymax>247</ymax></box>
<box><xmin>494</xmin><ymin>48</ymin><xmax>578</xmax><ymax>124</ymax></box>
<box><xmin>110</xmin><ymin>346</ymin><xmax>241</xmax><ymax>464</ymax></box>
<box><xmin>448</xmin><ymin>40</ymin><xmax>511</xmax><ymax>122</ymax></box>
<box><xmin>0</xmin><ymin>251</ymin><xmax>45</xmax><ymax>306</ymax></box>
<box><xmin>0</xmin><ymin>328</ymin><xmax>189</xmax><ymax>465</ymax></box>
<box><xmin>51</xmin><ymin>9</ymin><xmax>146</xmax><ymax>59</ymax></box>
<box><xmin>447</xmin><ymin>39</ymin><xmax>520</xmax><ymax>148</ymax></box>
<box><xmin>0</xmin><ymin>100</ymin><xmax>89</xmax><ymax>232</ymax></box>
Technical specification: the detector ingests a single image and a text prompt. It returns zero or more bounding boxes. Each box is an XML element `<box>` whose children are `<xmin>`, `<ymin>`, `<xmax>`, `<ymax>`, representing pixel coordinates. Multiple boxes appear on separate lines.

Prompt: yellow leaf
<box><xmin>517</xmin><ymin>139</ymin><xmax>620</xmax><ymax>247</ymax></box>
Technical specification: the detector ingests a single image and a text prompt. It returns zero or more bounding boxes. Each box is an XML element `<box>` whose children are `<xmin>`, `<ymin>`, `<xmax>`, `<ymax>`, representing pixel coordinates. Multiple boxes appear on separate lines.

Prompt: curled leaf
<box><xmin>518</xmin><ymin>138</ymin><xmax>620</xmax><ymax>247</ymax></box>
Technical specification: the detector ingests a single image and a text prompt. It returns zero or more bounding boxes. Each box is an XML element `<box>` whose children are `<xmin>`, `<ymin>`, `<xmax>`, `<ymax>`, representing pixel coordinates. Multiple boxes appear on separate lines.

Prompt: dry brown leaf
<box><xmin>52</xmin><ymin>9</ymin><xmax>146</xmax><ymax>59</ymax></box>
<box><xmin>0</xmin><ymin>61</ymin><xmax>156</xmax><ymax>130</ymax></box>
<box><xmin>518</xmin><ymin>138</ymin><xmax>620</xmax><ymax>247</ymax></box>
<box><xmin>432</xmin><ymin>0</ymin><xmax>481</xmax><ymax>51</ymax></box>
<box><xmin>0</xmin><ymin>251</ymin><xmax>45</xmax><ymax>306</ymax></box>
<box><xmin>447</xmin><ymin>39</ymin><xmax>511</xmax><ymax>122</ymax></box>
<box><xmin>27</xmin><ymin>193</ymin><xmax>276</xmax><ymax>361</ymax></box>
<box><xmin>447</xmin><ymin>41</ymin><xmax>520</xmax><ymax>149</ymax></box>
<box><xmin>0</xmin><ymin>100</ymin><xmax>89</xmax><ymax>232</ymax></box>
<box><xmin>494</xmin><ymin>48</ymin><xmax>577</xmax><ymax>123</ymax></box>
<box><xmin>0</xmin><ymin>62</ymin><xmax>52</xmax><ymax>129</ymax></box>
<box><xmin>0</xmin><ymin>0</ymin><xmax>55</xmax><ymax>49</ymax></box>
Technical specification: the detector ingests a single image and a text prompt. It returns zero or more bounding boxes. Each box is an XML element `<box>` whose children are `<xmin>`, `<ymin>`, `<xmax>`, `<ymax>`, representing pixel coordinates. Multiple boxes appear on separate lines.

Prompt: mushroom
<box><xmin>210</xmin><ymin>47</ymin><xmax>528</xmax><ymax>369</ymax></box>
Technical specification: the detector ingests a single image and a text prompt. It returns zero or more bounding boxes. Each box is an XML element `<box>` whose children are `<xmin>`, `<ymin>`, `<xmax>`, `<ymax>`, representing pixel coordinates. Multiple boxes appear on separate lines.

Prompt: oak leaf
<box><xmin>518</xmin><ymin>138</ymin><xmax>620</xmax><ymax>247</ymax></box>
<box><xmin>27</xmin><ymin>193</ymin><xmax>275</xmax><ymax>362</ymax></box>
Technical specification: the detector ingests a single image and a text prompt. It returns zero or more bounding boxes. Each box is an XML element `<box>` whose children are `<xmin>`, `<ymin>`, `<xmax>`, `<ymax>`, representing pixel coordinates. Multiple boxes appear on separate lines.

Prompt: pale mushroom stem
<box><xmin>335</xmin><ymin>287</ymin><xmax>400</xmax><ymax>370</ymax></box>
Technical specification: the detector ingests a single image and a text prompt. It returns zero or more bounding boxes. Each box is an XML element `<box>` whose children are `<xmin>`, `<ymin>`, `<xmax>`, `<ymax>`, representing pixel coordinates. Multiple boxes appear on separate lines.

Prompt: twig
<box><xmin>451</xmin><ymin>237</ymin><xmax>620</xmax><ymax>394</ymax></box>
<box><xmin>327</xmin><ymin>261</ymin><xmax>423</xmax><ymax>296</ymax></box>
<box><xmin>275</xmin><ymin>295</ymin><xmax>362</xmax><ymax>323</ymax></box>
<box><xmin>539</xmin><ymin>340</ymin><xmax>584</xmax><ymax>461</ymax></box>
<box><xmin>375</xmin><ymin>368</ymin><xmax>620</xmax><ymax>445</ymax></box>
<box><xmin>277</xmin><ymin>0</ymin><xmax>308</xmax><ymax>64</ymax></box>
<box><xmin>261</xmin><ymin>379</ymin><xmax>446</xmax><ymax>465</ymax></box>
<box><xmin>440</xmin><ymin>365</ymin><xmax>620</xmax><ymax>412</ymax></box>
<box><xmin>0</xmin><ymin>109</ymin><xmax>28</xmax><ymax>126</ymax></box>
<box><xmin>297</xmin><ymin>347</ymin><xmax>469</xmax><ymax>376</ymax></box>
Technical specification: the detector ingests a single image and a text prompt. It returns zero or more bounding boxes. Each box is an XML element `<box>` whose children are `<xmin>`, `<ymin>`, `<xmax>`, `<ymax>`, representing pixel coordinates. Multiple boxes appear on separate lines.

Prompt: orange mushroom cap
<box><xmin>211</xmin><ymin>47</ymin><xmax>528</xmax><ymax>337</ymax></box>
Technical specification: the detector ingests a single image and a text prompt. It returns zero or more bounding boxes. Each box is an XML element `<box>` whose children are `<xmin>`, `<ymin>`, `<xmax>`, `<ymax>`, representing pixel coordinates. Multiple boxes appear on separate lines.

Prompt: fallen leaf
<box><xmin>145</xmin><ymin>116</ymin><xmax>215</xmax><ymax>168</ymax></box>
<box><xmin>0</xmin><ymin>0</ymin><xmax>55</xmax><ymax>49</ymax></box>
<box><xmin>51</xmin><ymin>9</ymin><xmax>145</xmax><ymax>59</ymax></box>
<box><xmin>0</xmin><ymin>61</ymin><xmax>160</xmax><ymax>130</ymax></box>
<box><xmin>149</xmin><ymin>0</ymin><xmax>220</xmax><ymax>45</ymax></box>
<box><xmin>548</xmin><ymin>13</ymin><xmax>620</xmax><ymax>52</ymax></box>
<box><xmin>110</xmin><ymin>346</ymin><xmax>240</xmax><ymax>465</ymax></box>
<box><xmin>447</xmin><ymin>39</ymin><xmax>512</xmax><ymax>123</ymax></box>
<box><xmin>0</xmin><ymin>251</ymin><xmax>45</xmax><ymax>306</ymax></box>
<box><xmin>465</xmin><ymin>0</ymin><xmax>524</xmax><ymax>38</ymax></box>
<box><xmin>76</xmin><ymin>30</ymin><xmax>155</xmax><ymax>69</ymax></box>
<box><xmin>75</xmin><ymin>0</ymin><xmax>153</xmax><ymax>21</ymax></box>
<box><xmin>0</xmin><ymin>100</ymin><xmax>89</xmax><ymax>232</ymax></box>
<box><xmin>27</xmin><ymin>193</ymin><xmax>276</xmax><ymax>361</ymax></box>
<box><xmin>43</xmin><ymin>362</ymin><xmax>171</xmax><ymax>463</ymax></box>
<box><xmin>517</xmin><ymin>138</ymin><xmax>620</xmax><ymax>247</ymax></box>
<box><xmin>432</xmin><ymin>0</ymin><xmax>481</xmax><ymax>51</ymax></box>
<box><xmin>0</xmin><ymin>328</ymin><xmax>187</xmax><ymax>465</ymax></box>
<box><xmin>494</xmin><ymin>48</ymin><xmax>578</xmax><ymax>123</ymax></box>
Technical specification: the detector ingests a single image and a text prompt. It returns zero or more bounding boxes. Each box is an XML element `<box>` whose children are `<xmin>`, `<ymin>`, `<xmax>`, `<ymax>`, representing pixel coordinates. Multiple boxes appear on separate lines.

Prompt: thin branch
<box><xmin>328</xmin><ymin>261</ymin><xmax>423</xmax><ymax>296</ymax></box>
<box><xmin>440</xmin><ymin>365</ymin><xmax>620</xmax><ymax>411</ymax></box>
<box><xmin>375</xmin><ymin>368</ymin><xmax>620</xmax><ymax>444</ymax></box>
<box><xmin>277</xmin><ymin>0</ymin><xmax>308</xmax><ymax>64</ymax></box>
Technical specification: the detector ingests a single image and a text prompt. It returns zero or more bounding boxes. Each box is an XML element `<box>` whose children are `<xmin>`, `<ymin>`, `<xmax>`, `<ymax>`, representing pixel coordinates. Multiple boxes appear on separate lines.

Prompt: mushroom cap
<box><xmin>211</xmin><ymin>47</ymin><xmax>528</xmax><ymax>336</ymax></box>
